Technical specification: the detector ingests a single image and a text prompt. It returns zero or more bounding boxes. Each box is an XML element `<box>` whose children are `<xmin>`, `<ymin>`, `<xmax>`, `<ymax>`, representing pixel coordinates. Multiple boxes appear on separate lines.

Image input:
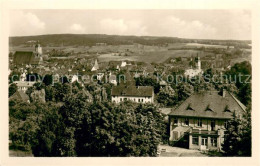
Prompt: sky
<box><xmin>9</xmin><ymin>10</ymin><xmax>251</xmax><ymax>40</ymax></box>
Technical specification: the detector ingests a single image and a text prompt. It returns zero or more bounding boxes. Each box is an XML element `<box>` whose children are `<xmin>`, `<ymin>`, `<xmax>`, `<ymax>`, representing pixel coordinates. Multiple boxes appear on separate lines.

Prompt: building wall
<box><xmin>112</xmin><ymin>95</ymin><xmax>153</xmax><ymax>103</ymax></box>
<box><xmin>170</xmin><ymin>117</ymin><xmax>226</xmax><ymax>131</ymax></box>
<box><xmin>169</xmin><ymin>116</ymin><xmax>227</xmax><ymax>150</ymax></box>
<box><xmin>189</xmin><ymin>134</ymin><xmax>219</xmax><ymax>151</ymax></box>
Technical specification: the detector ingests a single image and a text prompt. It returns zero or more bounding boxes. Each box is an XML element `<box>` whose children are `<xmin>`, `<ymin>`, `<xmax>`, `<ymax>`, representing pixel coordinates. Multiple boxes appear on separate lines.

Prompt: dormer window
<box><xmin>186</xmin><ymin>103</ymin><xmax>194</xmax><ymax>111</ymax></box>
<box><xmin>224</xmin><ymin>105</ymin><xmax>231</xmax><ymax>112</ymax></box>
<box><xmin>205</xmin><ymin>104</ymin><xmax>214</xmax><ymax>112</ymax></box>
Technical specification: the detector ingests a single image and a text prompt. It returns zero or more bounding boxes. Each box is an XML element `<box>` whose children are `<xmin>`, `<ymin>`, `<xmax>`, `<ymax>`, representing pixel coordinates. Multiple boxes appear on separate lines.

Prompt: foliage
<box><xmin>9</xmin><ymin>71</ymin><xmax>21</xmax><ymax>83</ymax></box>
<box><xmin>135</xmin><ymin>76</ymin><xmax>160</xmax><ymax>94</ymax></box>
<box><xmin>222</xmin><ymin>105</ymin><xmax>251</xmax><ymax>156</ymax></box>
<box><xmin>42</xmin><ymin>74</ymin><xmax>53</xmax><ymax>86</ymax></box>
<box><xmin>225</xmin><ymin>61</ymin><xmax>251</xmax><ymax>105</ymax></box>
<box><xmin>26</xmin><ymin>73</ymin><xmax>41</xmax><ymax>82</ymax></box>
<box><xmin>157</xmin><ymin>86</ymin><xmax>176</xmax><ymax>106</ymax></box>
<box><xmin>10</xmin><ymin>91</ymin><xmax>166</xmax><ymax>157</ymax></box>
<box><xmin>74</xmin><ymin>101</ymin><xmax>166</xmax><ymax>157</ymax></box>
<box><xmin>9</xmin><ymin>100</ymin><xmax>56</xmax><ymax>151</ymax></box>
<box><xmin>9</xmin><ymin>83</ymin><xmax>18</xmax><ymax>97</ymax></box>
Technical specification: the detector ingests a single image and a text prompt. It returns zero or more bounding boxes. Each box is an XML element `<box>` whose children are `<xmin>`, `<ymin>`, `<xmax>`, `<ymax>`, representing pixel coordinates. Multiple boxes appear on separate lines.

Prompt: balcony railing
<box><xmin>190</xmin><ymin>129</ymin><xmax>218</xmax><ymax>135</ymax></box>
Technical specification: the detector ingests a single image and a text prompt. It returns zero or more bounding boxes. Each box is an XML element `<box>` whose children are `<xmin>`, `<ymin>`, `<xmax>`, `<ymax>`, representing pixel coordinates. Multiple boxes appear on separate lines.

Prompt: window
<box><xmin>197</xmin><ymin>118</ymin><xmax>202</xmax><ymax>127</ymax></box>
<box><xmin>138</xmin><ymin>99</ymin><xmax>140</xmax><ymax>102</ymax></box>
<box><xmin>211</xmin><ymin>120</ymin><xmax>215</xmax><ymax>131</ymax></box>
<box><xmin>201</xmin><ymin>137</ymin><xmax>208</xmax><ymax>146</ymax></box>
<box><xmin>184</xmin><ymin>118</ymin><xmax>189</xmax><ymax>126</ymax></box>
<box><xmin>192</xmin><ymin>137</ymin><xmax>198</xmax><ymax>145</ymax></box>
<box><xmin>124</xmin><ymin>98</ymin><xmax>127</xmax><ymax>101</ymax></box>
<box><xmin>224</xmin><ymin>120</ymin><xmax>229</xmax><ymax>129</ymax></box>
<box><xmin>174</xmin><ymin>118</ymin><xmax>178</xmax><ymax>125</ymax></box>
<box><xmin>120</xmin><ymin>98</ymin><xmax>122</xmax><ymax>102</ymax></box>
<box><xmin>211</xmin><ymin>137</ymin><xmax>217</xmax><ymax>147</ymax></box>
<box><xmin>141</xmin><ymin>99</ymin><xmax>144</xmax><ymax>102</ymax></box>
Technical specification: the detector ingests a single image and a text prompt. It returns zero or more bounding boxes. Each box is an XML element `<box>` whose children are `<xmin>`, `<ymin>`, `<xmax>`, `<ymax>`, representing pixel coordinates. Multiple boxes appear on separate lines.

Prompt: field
<box><xmin>10</xmin><ymin>43</ymin><xmax>203</xmax><ymax>63</ymax></box>
<box><xmin>97</xmin><ymin>50</ymin><xmax>201</xmax><ymax>63</ymax></box>
<box><xmin>10</xmin><ymin>41</ymin><xmax>251</xmax><ymax>64</ymax></box>
<box><xmin>186</xmin><ymin>43</ymin><xmax>228</xmax><ymax>48</ymax></box>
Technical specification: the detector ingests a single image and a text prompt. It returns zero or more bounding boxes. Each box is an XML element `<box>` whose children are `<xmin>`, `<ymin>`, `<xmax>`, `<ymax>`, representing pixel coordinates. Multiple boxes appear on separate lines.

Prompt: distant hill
<box><xmin>9</xmin><ymin>34</ymin><xmax>251</xmax><ymax>48</ymax></box>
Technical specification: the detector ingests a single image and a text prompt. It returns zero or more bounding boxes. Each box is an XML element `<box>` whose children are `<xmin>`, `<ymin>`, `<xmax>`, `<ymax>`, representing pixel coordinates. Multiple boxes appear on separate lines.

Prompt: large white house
<box><xmin>111</xmin><ymin>86</ymin><xmax>154</xmax><ymax>103</ymax></box>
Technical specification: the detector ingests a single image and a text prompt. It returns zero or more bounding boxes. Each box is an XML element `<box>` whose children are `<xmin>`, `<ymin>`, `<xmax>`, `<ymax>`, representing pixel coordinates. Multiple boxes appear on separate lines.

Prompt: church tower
<box><xmin>197</xmin><ymin>56</ymin><xmax>201</xmax><ymax>70</ymax></box>
<box><xmin>35</xmin><ymin>41</ymin><xmax>42</xmax><ymax>57</ymax></box>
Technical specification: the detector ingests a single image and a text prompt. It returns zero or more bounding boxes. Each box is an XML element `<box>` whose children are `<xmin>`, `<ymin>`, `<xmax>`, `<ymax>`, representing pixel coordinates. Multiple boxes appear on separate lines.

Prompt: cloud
<box><xmin>9</xmin><ymin>10</ymin><xmax>250</xmax><ymax>40</ymax></box>
<box><xmin>25</xmin><ymin>12</ymin><xmax>45</xmax><ymax>30</ymax></box>
<box><xmin>99</xmin><ymin>18</ymin><xmax>147</xmax><ymax>36</ymax></box>
<box><xmin>69</xmin><ymin>23</ymin><xmax>85</xmax><ymax>33</ymax></box>
<box><xmin>10</xmin><ymin>11</ymin><xmax>45</xmax><ymax>36</ymax></box>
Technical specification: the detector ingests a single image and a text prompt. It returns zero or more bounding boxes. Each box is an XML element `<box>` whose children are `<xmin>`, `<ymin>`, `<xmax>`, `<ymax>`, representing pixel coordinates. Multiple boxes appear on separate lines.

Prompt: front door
<box><xmin>201</xmin><ymin>137</ymin><xmax>208</xmax><ymax>149</ymax></box>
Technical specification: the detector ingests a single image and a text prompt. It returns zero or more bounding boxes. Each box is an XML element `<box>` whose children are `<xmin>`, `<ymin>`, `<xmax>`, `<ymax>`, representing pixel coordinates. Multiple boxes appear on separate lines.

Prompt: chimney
<box><xmin>222</xmin><ymin>89</ymin><xmax>226</xmax><ymax>98</ymax></box>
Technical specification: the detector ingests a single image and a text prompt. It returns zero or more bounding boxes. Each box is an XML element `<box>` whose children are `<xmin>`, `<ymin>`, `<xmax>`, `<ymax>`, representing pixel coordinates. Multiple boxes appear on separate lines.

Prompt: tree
<box><xmin>42</xmin><ymin>74</ymin><xmax>53</xmax><ymax>86</ymax></box>
<box><xmin>135</xmin><ymin>76</ymin><xmax>160</xmax><ymax>94</ymax></box>
<box><xmin>238</xmin><ymin>104</ymin><xmax>252</xmax><ymax>156</ymax></box>
<box><xmin>9</xmin><ymin>71</ymin><xmax>21</xmax><ymax>83</ymax></box>
<box><xmin>26</xmin><ymin>73</ymin><xmax>41</xmax><ymax>82</ymax></box>
<box><xmin>76</xmin><ymin>101</ymin><xmax>166</xmax><ymax>157</ymax></box>
<box><xmin>31</xmin><ymin>103</ymin><xmax>62</xmax><ymax>156</ymax></box>
<box><xmin>9</xmin><ymin>100</ymin><xmax>39</xmax><ymax>151</ymax></box>
<box><xmin>225</xmin><ymin>61</ymin><xmax>251</xmax><ymax>105</ymax></box>
<box><xmin>57</xmin><ymin>91</ymin><xmax>91</xmax><ymax>156</ymax></box>
<box><xmin>9</xmin><ymin>83</ymin><xmax>17</xmax><ymax>97</ymax></box>
<box><xmin>176</xmin><ymin>83</ymin><xmax>194</xmax><ymax>102</ymax></box>
<box><xmin>157</xmin><ymin>86</ymin><xmax>176</xmax><ymax>106</ymax></box>
<box><xmin>222</xmin><ymin>113</ymin><xmax>241</xmax><ymax>156</ymax></box>
<box><xmin>10</xmin><ymin>89</ymin><xmax>166</xmax><ymax>157</ymax></box>
<box><xmin>222</xmin><ymin>106</ymin><xmax>252</xmax><ymax>156</ymax></box>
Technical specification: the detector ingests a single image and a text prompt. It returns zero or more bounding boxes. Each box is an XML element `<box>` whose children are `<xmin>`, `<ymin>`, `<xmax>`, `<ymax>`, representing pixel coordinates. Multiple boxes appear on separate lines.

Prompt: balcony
<box><xmin>190</xmin><ymin>129</ymin><xmax>218</xmax><ymax>135</ymax></box>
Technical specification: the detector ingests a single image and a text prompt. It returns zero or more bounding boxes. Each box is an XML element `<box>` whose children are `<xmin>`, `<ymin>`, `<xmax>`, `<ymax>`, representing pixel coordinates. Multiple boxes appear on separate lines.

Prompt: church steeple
<box><xmin>35</xmin><ymin>40</ymin><xmax>42</xmax><ymax>57</ymax></box>
<box><xmin>197</xmin><ymin>55</ymin><xmax>201</xmax><ymax>70</ymax></box>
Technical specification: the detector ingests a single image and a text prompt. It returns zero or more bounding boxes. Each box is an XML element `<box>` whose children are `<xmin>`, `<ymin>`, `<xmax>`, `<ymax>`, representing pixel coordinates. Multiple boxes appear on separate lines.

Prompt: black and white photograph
<box><xmin>1</xmin><ymin>0</ymin><xmax>260</xmax><ymax>165</ymax></box>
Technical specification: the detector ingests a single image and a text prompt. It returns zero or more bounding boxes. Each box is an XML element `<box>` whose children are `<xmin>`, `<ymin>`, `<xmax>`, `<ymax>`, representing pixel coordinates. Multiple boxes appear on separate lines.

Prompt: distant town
<box><xmin>8</xmin><ymin>34</ymin><xmax>252</xmax><ymax>157</ymax></box>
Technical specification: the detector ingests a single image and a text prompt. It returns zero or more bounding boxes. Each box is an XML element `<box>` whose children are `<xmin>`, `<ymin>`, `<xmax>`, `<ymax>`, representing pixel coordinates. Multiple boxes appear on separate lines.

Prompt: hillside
<box><xmin>9</xmin><ymin>34</ymin><xmax>251</xmax><ymax>48</ymax></box>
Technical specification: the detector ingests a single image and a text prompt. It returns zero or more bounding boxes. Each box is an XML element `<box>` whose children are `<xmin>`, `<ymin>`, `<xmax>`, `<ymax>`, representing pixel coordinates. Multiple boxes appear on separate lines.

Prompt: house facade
<box><xmin>111</xmin><ymin>86</ymin><xmax>154</xmax><ymax>103</ymax></box>
<box><xmin>13</xmin><ymin>81</ymin><xmax>35</xmax><ymax>92</ymax></box>
<box><xmin>168</xmin><ymin>90</ymin><xmax>246</xmax><ymax>151</ymax></box>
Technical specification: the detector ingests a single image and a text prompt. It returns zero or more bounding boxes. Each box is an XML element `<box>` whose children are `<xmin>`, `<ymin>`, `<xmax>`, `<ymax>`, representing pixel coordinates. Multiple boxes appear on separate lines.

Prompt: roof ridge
<box><xmin>228</xmin><ymin>92</ymin><xmax>247</xmax><ymax>112</ymax></box>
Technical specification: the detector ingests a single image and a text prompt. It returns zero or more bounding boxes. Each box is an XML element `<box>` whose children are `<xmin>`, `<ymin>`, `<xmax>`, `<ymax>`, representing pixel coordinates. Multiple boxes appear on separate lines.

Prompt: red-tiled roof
<box><xmin>169</xmin><ymin>91</ymin><xmax>246</xmax><ymax>119</ymax></box>
<box><xmin>111</xmin><ymin>86</ymin><xmax>153</xmax><ymax>97</ymax></box>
